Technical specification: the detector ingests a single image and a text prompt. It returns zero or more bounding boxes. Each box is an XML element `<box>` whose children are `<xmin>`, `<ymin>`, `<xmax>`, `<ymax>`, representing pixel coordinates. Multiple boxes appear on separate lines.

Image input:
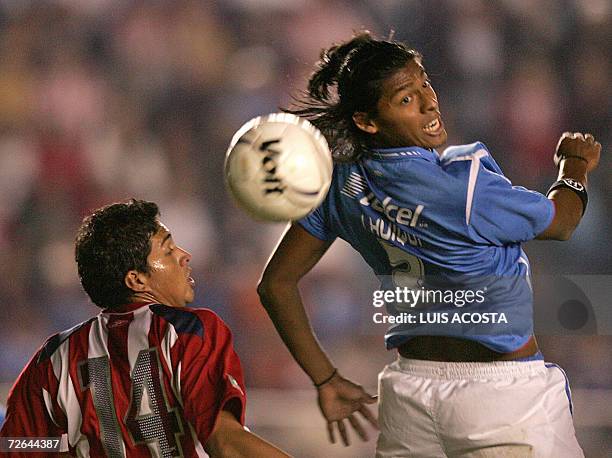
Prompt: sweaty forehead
<box><xmin>382</xmin><ymin>59</ymin><xmax>425</xmax><ymax>95</ymax></box>
<box><xmin>152</xmin><ymin>222</ymin><xmax>171</xmax><ymax>246</ymax></box>
<box><xmin>157</xmin><ymin>221</ymin><xmax>170</xmax><ymax>234</ymax></box>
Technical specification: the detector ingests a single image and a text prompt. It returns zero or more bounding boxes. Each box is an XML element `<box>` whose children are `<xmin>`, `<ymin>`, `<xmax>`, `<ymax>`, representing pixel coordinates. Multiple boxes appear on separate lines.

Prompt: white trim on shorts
<box><xmin>394</xmin><ymin>356</ymin><xmax>547</xmax><ymax>379</ymax></box>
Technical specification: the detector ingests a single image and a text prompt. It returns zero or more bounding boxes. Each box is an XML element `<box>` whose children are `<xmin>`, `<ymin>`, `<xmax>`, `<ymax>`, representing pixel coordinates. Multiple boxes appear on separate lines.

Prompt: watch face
<box><xmin>563</xmin><ymin>178</ymin><xmax>585</xmax><ymax>192</ymax></box>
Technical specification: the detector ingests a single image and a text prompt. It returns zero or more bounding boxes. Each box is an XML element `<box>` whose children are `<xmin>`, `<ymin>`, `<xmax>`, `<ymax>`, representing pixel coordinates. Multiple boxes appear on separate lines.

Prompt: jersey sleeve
<box><xmin>297</xmin><ymin>204</ymin><xmax>337</xmax><ymax>242</ymax></box>
<box><xmin>177</xmin><ymin>310</ymin><xmax>246</xmax><ymax>445</ymax></box>
<box><xmin>0</xmin><ymin>349</ymin><xmax>66</xmax><ymax>456</ymax></box>
<box><xmin>468</xmin><ymin>158</ymin><xmax>554</xmax><ymax>245</ymax></box>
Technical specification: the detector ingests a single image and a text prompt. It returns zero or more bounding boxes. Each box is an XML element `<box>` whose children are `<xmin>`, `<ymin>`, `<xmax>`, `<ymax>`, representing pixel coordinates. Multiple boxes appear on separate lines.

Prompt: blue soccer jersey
<box><xmin>299</xmin><ymin>142</ymin><xmax>554</xmax><ymax>353</ymax></box>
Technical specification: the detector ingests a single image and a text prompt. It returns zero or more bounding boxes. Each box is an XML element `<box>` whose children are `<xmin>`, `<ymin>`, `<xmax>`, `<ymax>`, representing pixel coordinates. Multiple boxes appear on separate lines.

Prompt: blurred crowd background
<box><xmin>0</xmin><ymin>0</ymin><xmax>609</xmax><ymax>455</ymax></box>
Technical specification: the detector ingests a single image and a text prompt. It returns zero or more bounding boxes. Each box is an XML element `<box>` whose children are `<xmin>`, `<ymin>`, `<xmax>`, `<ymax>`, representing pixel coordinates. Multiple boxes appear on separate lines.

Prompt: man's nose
<box><xmin>421</xmin><ymin>92</ymin><xmax>438</xmax><ymax>113</ymax></box>
<box><xmin>179</xmin><ymin>247</ymin><xmax>192</xmax><ymax>265</ymax></box>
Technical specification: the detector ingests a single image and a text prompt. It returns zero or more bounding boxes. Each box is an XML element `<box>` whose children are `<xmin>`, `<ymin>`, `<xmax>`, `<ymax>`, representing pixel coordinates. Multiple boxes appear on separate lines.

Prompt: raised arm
<box><xmin>257</xmin><ymin>223</ymin><xmax>377</xmax><ymax>446</ymax></box>
<box><xmin>537</xmin><ymin>132</ymin><xmax>601</xmax><ymax>240</ymax></box>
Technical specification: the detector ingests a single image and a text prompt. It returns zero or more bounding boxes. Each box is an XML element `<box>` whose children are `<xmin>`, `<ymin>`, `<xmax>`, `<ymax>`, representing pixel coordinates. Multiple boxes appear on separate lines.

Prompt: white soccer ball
<box><xmin>225</xmin><ymin>113</ymin><xmax>333</xmax><ymax>222</ymax></box>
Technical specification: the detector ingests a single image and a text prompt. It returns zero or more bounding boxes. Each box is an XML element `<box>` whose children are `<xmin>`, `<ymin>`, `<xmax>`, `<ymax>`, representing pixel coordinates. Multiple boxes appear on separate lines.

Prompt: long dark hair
<box><xmin>287</xmin><ymin>32</ymin><xmax>420</xmax><ymax>163</ymax></box>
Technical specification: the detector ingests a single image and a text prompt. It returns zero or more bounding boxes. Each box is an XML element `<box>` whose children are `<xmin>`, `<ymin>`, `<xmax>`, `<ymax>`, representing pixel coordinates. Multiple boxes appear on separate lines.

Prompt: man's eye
<box><xmin>401</xmin><ymin>96</ymin><xmax>412</xmax><ymax>104</ymax></box>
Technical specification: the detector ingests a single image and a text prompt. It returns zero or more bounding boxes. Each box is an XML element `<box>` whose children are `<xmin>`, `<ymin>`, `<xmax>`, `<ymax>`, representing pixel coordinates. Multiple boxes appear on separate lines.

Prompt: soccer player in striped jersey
<box><xmin>0</xmin><ymin>200</ymin><xmax>289</xmax><ymax>458</ymax></box>
<box><xmin>257</xmin><ymin>33</ymin><xmax>601</xmax><ymax>456</ymax></box>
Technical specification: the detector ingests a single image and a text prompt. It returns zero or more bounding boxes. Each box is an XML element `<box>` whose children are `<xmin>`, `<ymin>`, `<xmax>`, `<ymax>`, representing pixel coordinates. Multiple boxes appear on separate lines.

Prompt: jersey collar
<box><xmin>370</xmin><ymin>146</ymin><xmax>440</xmax><ymax>163</ymax></box>
<box><xmin>102</xmin><ymin>301</ymin><xmax>157</xmax><ymax>314</ymax></box>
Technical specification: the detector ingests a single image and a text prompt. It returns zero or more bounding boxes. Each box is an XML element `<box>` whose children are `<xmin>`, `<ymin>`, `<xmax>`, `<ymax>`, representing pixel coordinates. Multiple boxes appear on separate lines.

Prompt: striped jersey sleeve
<box><xmin>0</xmin><ymin>344</ymin><xmax>68</xmax><ymax>457</ymax></box>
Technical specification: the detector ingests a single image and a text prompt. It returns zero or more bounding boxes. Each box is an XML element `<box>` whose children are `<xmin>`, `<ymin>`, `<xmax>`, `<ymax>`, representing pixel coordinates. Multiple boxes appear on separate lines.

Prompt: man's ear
<box><xmin>124</xmin><ymin>270</ymin><xmax>149</xmax><ymax>293</ymax></box>
<box><xmin>352</xmin><ymin>112</ymin><xmax>378</xmax><ymax>134</ymax></box>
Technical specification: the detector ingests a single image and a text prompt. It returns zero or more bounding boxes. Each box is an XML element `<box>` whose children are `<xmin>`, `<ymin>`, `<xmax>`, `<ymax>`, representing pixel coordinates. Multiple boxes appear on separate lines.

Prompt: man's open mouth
<box><xmin>423</xmin><ymin>118</ymin><xmax>441</xmax><ymax>134</ymax></box>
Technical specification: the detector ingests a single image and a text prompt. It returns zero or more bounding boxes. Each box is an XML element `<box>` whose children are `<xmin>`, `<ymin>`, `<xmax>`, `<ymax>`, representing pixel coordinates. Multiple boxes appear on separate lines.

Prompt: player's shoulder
<box><xmin>440</xmin><ymin>141</ymin><xmax>507</xmax><ymax>180</ymax></box>
<box><xmin>440</xmin><ymin>141</ymin><xmax>490</xmax><ymax>165</ymax></box>
<box><xmin>149</xmin><ymin>304</ymin><xmax>228</xmax><ymax>339</ymax></box>
<box><xmin>37</xmin><ymin>317</ymin><xmax>97</xmax><ymax>364</ymax></box>
<box><xmin>330</xmin><ymin>159</ymin><xmax>356</xmax><ymax>183</ymax></box>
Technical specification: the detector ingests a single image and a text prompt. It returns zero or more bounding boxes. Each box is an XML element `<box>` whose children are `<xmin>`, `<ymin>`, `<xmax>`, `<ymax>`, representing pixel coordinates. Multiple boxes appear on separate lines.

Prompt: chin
<box><xmin>429</xmin><ymin>133</ymin><xmax>448</xmax><ymax>149</ymax></box>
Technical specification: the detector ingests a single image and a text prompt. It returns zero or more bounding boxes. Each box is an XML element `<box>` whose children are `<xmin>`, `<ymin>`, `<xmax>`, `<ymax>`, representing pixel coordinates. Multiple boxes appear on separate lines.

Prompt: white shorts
<box><xmin>376</xmin><ymin>357</ymin><xmax>583</xmax><ymax>458</ymax></box>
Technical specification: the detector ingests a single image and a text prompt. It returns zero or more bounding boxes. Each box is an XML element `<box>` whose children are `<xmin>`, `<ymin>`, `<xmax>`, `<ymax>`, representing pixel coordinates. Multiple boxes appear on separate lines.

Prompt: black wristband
<box><xmin>314</xmin><ymin>368</ymin><xmax>337</xmax><ymax>388</ymax></box>
<box><xmin>546</xmin><ymin>178</ymin><xmax>588</xmax><ymax>216</ymax></box>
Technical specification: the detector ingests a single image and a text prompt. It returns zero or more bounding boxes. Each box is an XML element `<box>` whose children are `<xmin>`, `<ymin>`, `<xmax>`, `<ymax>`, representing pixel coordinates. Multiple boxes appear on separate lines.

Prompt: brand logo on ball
<box><xmin>259</xmin><ymin>139</ymin><xmax>285</xmax><ymax>195</ymax></box>
<box><xmin>225</xmin><ymin>112</ymin><xmax>332</xmax><ymax>221</ymax></box>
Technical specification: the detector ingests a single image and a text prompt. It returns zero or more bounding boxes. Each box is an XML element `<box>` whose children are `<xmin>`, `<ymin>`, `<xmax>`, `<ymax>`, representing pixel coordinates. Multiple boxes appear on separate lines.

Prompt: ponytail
<box><xmin>308</xmin><ymin>35</ymin><xmax>372</xmax><ymax>103</ymax></box>
<box><xmin>286</xmin><ymin>32</ymin><xmax>419</xmax><ymax>163</ymax></box>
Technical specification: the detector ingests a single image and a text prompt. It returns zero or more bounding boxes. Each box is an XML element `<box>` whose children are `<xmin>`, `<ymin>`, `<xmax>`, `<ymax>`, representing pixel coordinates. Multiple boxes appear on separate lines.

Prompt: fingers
<box><xmin>557</xmin><ymin>132</ymin><xmax>600</xmax><ymax>155</ymax></box>
<box><xmin>337</xmin><ymin>418</ymin><xmax>349</xmax><ymax>446</ymax></box>
<box><xmin>320</xmin><ymin>379</ymin><xmax>380</xmax><ymax>446</ymax></box>
<box><xmin>563</xmin><ymin>132</ymin><xmax>600</xmax><ymax>145</ymax></box>
<box><xmin>326</xmin><ymin>422</ymin><xmax>335</xmax><ymax>444</ymax></box>
<box><xmin>561</xmin><ymin>132</ymin><xmax>582</xmax><ymax>142</ymax></box>
<box><xmin>348</xmin><ymin>414</ymin><xmax>368</xmax><ymax>441</ymax></box>
<box><xmin>584</xmin><ymin>133</ymin><xmax>602</xmax><ymax>153</ymax></box>
<box><xmin>327</xmin><ymin>421</ymin><xmax>346</xmax><ymax>446</ymax></box>
<box><xmin>326</xmin><ymin>409</ymin><xmax>379</xmax><ymax>446</ymax></box>
<box><xmin>358</xmin><ymin>404</ymin><xmax>379</xmax><ymax>429</ymax></box>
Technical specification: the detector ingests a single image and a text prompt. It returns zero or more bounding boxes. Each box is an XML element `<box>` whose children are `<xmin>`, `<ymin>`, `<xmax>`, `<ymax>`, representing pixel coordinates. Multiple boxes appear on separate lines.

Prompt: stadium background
<box><xmin>0</xmin><ymin>0</ymin><xmax>609</xmax><ymax>456</ymax></box>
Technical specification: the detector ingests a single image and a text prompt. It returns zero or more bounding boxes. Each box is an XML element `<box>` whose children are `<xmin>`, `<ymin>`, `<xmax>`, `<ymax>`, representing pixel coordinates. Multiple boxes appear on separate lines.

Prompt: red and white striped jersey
<box><xmin>0</xmin><ymin>302</ymin><xmax>246</xmax><ymax>457</ymax></box>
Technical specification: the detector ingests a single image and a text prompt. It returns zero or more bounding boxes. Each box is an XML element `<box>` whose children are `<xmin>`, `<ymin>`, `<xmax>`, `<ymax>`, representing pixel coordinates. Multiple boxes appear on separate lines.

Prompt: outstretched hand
<box><xmin>316</xmin><ymin>372</ymin><xmax>378</xmax><ymax>446</ymax></box>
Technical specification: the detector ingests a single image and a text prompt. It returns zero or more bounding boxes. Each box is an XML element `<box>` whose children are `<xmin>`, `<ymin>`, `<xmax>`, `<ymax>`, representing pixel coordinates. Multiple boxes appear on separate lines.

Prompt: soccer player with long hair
<box><xmin>258</xmin><ymin>32</ymin><xmax>600</xmax><ymax>456</ymax></box>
